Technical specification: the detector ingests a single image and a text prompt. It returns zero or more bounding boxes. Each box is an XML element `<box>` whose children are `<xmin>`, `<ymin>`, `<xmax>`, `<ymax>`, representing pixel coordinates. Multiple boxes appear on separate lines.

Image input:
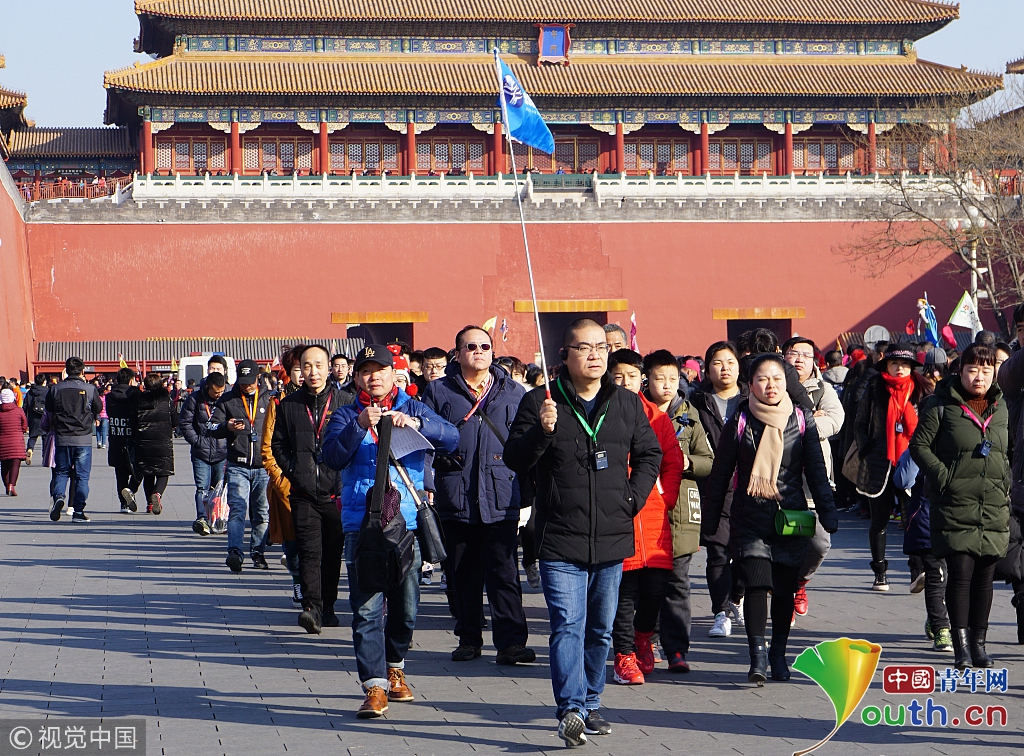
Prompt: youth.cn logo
<box><xmin>503</xmin><ymin>74</ymin><xmax>524</xmax><ymax>107</ymax></box>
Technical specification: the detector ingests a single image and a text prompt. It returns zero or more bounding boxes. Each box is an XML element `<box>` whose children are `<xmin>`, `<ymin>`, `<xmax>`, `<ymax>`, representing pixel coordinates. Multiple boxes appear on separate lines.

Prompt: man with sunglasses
<box><xmin>421</xmin><ymin>326</ymin><xmax>533</xmax><ymax>665</ymax></box>
<box><xmin>505</xmin><ymin>318</ymin><xmax>662</xmax><ymax>747</ymax></box>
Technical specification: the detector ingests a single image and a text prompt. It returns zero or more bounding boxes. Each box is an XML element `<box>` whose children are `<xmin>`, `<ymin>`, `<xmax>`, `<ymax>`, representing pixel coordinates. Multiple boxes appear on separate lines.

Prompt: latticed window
<box><xmin>174</xmin><ymin>141</ymin><xmax>190</xmax><ymax>170</ymax></box>
<box><xmin>365</xmin><ymin>142</ymin><xmax>381</xmax><ymax>171</ymax></box>
<box><xmin>467</xmin><ymin>141</ymin><xmax>485</xmax><ymax>172</ymax></box>
<box><xmin>416</xmin><ymin>142</ymin><xmax>430</xmax><ymax>171</ymax></box>
<box><xmin>192</xmin><ymin>141</ymin><xmax>208</xmax><ymax>172</ymax></box>
<box><xmin>209</xmin><ymin>141</ymin><xmax>226</xmax><ymax>171</ymax></box>
<box><xmin>673</xmin><ymin>142</ymin><xmax>689</xmax><ymax>171</ymax></box>
<box><xmin>806</xmin><ymin>142</ymin><xmax>822</xmax><ymax>170</ymax></box>
<box><xmin>638</xmin><ymin>142</ymin><xmax>655</xmax><ymax>172</ymax></box>
<box><xmin>279</xmin><ymin>141</ymin><xmax>295</xmax><ymax>170</ymax></box>
<box><xmin>579</xmin><ymin>141</ymin><xmax>599</xmax><ymax>172</ymax></box>
<box><xmin>623</xmin><ymin>138</ymin><xmax>689</xmax><ymax>174</ymax></box>
<box><xmin>382</xmin><ymin>141</ymin><xmax>398</xmax><ymax>171</ymax></box>
<box><xmin>261</xmin><ymin>142</ymin><xmax>277</xmax><ymax>171</ymax></box>
<box><xmin>722</xmin><ymin>142</ymin><xmax>738</xmax><ymax>171</ymax></box>
<box><xmin>243</xmin><ymin>139</ymin><xmax>260</xmax><ymax>170</ymax></box>
<box><xmin>707</xmin><ymin>142</ymin><xmax>722</xmax><ymax>171</ymax></box>
<box><xmin>330</xmin><ymin>142</ymin><xmax>345</xmax><ymax>172</ymax></box>
<box><xmin>296</xmin><ymin>141</ymin><xmax>312</xmax><ymax>170</ymax></box>
<box><xmin>555</xmin><ymin>141</ymin><xmax>576</xmax><ymax>172</ymax></box>
<box><xmin>707</xmin><ymin>139</ymin><xmax>772</xmax><ymax>175</ymax></box>
<box><xmin>795</xmin><ymin>138</ymin><xmax>857</xmax><ymax>174</ymax></box>
<box><xmin>757</xmin><ymin>142</ymin><xmax>772</xmax><ymax>172</ymax></box>
<box><xmin>450</xmin><ymin>142</ymin><xmax>466</xmax><ymax>171</ymax></box>
<box><xmin>739</xmin><ymin>142</ymin><xmax>755</xmax><ymax>171</ymax></box>
<box><xmin>623</xmin><ymin>142</ymin><xmax>638</xmax><ymax>172</ymax></box>
<box><xmin>433</xmin><ymin>142</ymin><xmax>449</xmax><ymax>171</ymax></box>
<box><xmin>839</xmin><ymin>142</ymin><xmax>855</xmax><ymax>170</ymax></box>
<box><xmin>348</xmin><ymin>141</ymin><xmax>363</xmax><ymax>170</ymax></box>
<box><xmin>156</xmin><ymin>140</ymin><xmax>172</xmax><ymax>171</ymax></box>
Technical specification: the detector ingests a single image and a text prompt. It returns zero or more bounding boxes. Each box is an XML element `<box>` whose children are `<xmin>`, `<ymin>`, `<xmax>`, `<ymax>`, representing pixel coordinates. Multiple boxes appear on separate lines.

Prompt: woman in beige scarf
<box><xmin>702</xmin><ymin>354</ymin><xmax>838</xmax><ymax>686</ymax></box>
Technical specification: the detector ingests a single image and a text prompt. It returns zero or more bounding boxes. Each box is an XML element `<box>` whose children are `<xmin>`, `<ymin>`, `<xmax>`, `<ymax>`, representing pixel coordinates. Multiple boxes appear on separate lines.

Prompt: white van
<box><xmin>176</xmin><ymin>353</ymin><xmax>237</xmax><ymax>388</ymax></box>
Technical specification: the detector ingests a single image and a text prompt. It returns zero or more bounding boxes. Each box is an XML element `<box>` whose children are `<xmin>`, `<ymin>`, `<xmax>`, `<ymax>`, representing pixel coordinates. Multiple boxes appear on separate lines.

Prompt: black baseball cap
<box><xmin>236</xmin><ymin>359</ymin><xmax>259</xmax><ymax>384</ymax></box>
<box><xmin>353</xmin><ymin>345</ymin><xmax>393</xmax><ymax>371</ymax></box>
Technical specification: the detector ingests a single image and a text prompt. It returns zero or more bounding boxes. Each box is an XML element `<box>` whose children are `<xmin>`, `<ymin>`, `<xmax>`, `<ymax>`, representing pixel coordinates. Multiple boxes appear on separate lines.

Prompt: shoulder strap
<box><xmin>479</xmin><ymin>411</ymin><xmax>508</xmax><ymax>448</ymax></box>
<box><xmin>369</xmin><ymin>416</ymin><xmax>393</xmax><ymax>515</ymax></box>
<box><xmin>390</xmin><ymin>452</ymin><xmax>425</xmax><ymax>510</ymax></box>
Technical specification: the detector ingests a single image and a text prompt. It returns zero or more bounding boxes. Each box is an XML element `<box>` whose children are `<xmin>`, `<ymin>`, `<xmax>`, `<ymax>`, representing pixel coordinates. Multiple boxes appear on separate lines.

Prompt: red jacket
<box><xmin>623</xmin><ymin>394</ymin><xmax>684</xmax><ymax>571</ymax></box>
<box><xmin>0</xmin><ymin>403</ymin><xmax>28</xmax><ymax>460</ymax></box>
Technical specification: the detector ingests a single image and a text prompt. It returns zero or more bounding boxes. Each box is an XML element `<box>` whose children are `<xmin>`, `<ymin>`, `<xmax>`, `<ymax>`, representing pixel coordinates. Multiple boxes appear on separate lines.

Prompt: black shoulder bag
<box><xmin>391</xmin><ymin>453</ymin><xmax>447</xmax><ymax>565</ymax></box>
<box><xmin>353</xmin><ymin>416</ymin><xmax>416</xmax><ymax>594</ymax></box>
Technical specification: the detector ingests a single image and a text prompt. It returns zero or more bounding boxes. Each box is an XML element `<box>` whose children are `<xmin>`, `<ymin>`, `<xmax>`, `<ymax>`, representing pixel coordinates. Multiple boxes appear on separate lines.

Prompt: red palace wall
<box><xmin>23</xmin><ymin>220</ymin><xmax>971</xmax><ymax>362</ymax></box>
<box><xmin>0</xmin><ymin>179</ymin><xmax>34</xmax><ymax>376</ymax></box>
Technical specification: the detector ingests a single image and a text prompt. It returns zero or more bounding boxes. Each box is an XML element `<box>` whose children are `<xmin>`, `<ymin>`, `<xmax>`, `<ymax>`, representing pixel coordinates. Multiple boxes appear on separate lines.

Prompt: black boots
<box><xmin>870</xmin><ymin>559</ymin><xmax>890</xmax><ymax>591</ymax></box>
<box><xmin>747</xmin><ymin>636</ymin><xmax>767</xmax><ymax>686</ymax></box>
<box><xmin>952</xmin><ymin>628</ymin><xmax>971</xmax><ymax>670</ymax></box>
<box><xmin>1014</xmin><ymin>592</ymin><xmax>1024</xmax><ymax>645</ymax></box>
<box><xmin>769</xmin><ymin>635</ymin><xmax>791</xmax><ymax>681</ymax></box>
<box><xmin>968</xmin><ymin>627</ymin><xmax>994</xmax><ymax>668</ymax></box>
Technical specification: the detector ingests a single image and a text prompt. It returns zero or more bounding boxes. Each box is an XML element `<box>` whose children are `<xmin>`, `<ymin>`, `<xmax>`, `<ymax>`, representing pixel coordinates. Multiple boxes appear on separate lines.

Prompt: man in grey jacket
<box><xmin>47</xmin><ymin>357</ymin><xmax>103</xmax><ymax>522</ymax></box>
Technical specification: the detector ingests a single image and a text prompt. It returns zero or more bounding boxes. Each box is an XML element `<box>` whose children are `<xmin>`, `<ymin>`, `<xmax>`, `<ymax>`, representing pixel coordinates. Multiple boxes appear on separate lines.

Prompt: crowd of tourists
<box><xmin>17</xmin><ymin>313</ymin><xmax>1023</xmax><ymax>747</ymax></box>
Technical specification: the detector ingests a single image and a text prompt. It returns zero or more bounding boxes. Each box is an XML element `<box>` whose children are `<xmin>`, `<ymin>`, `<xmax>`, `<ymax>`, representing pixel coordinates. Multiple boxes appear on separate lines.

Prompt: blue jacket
<box><xmin>322</xmin><ymin>388</ymin><xmax>459</xmax><ymax>533</ymax></box>
<box><xmin>421</xmin><ymin>363</ymin><xmax>526</xmax><ymax>524</ymax></box>
<box><xmin>896</xmin><ymin>449</ymin><xmax>931</xmax><ymax>554</ymax></box>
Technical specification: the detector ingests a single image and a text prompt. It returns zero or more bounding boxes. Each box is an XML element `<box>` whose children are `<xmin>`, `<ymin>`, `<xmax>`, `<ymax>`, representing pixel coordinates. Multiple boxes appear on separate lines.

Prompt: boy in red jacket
<box><xmin>608</xmin><ymin>350</ymin><xmax>684</xmax><ymax>684</ymax></box>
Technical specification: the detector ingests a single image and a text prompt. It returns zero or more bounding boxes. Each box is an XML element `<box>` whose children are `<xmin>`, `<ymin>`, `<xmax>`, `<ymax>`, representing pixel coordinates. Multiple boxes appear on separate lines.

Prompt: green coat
<box><xmin>909</xmin><ymin>376</ymin><xmax>1010</xmax><ymax>559</ymax></box>
<box><xmin>659</xmin><ymin>394</ymin><xmax>715</xmax><ymax>557</ymax></box>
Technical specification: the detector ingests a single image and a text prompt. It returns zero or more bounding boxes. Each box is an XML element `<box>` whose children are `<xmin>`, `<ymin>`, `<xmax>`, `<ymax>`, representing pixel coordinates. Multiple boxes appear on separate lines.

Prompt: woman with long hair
<box><xmin>911</xmin><ymin>344</ymin><xmax>1010</xmax><ymax>669</ymax></box>
<box><xmin>853</xmin><ymin>344</ymin><xmax>931</xmax><ymax>590</ymax></box>
<box><xmin>703</xmin><ymin>354</ymin><xmax>838</xmax><ymax>685</ymax></box>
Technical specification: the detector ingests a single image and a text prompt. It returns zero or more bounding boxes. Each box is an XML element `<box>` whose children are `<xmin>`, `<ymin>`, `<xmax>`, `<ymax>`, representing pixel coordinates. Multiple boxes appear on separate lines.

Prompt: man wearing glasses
<box><xmin>421</xmin><ymin>326</ymin><xmax>534</xmax><ymax>665</ymax></box>
<box><xmin>505</xmin><ymin>318</ymin><xmax>663</xmax><ymax>747</ymax></box>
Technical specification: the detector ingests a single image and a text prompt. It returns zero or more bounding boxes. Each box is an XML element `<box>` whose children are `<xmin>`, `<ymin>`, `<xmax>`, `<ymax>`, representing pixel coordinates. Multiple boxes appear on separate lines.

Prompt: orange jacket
<box><xmin>623</xmin><ymin>394</ymin><xmax>684</xmax><ymax>571</ymax></box>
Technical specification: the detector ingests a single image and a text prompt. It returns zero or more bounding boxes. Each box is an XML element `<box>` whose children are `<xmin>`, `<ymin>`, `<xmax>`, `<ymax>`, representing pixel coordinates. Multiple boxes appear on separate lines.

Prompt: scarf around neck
<box><xmin>358</xmin><ymin>384</ymin><xmax>399</xmax><ymax>411</ymax></box>
<box><xmin>882</xmin><ymin>372</ymin><xmax>917</xmax><ymax>466</ymax></box>
<box><xmin>745</xmin><ymin>391</ymin><xmax>795</xmax><ymax>500</ymax></box>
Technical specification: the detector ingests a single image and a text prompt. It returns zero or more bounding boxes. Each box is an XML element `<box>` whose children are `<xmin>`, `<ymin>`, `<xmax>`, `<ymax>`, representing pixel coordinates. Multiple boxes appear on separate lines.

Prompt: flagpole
<box><xmin>495</xmin><ymin>50</ymin><xmax>551</xmax><ymax>399</ymax></box>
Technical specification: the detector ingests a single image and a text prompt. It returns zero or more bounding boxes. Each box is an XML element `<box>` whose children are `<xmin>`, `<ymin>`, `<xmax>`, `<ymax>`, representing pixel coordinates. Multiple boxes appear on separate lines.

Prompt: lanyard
<box><xmin>556</xmin><ymin>378</ymin><xmax>609</xmax><ymax>441</ymax></box>
<box><xmin>242</xmin><ymin>388</ymin><xmax>259</xmax><ymax>427</ymax></box>
<box><xmin>960</xmin><ymin>402</ymin><xmax>995</xmax><ymax>436</ymax></box>
<box><xmin>306</xmin><ymin>398</ymin><xmax>330</xmax><ymax>440</ymax></box>
<box><xmin>461</xmin><ymin>373</ymin><xmax>494</xmax><ymax>424</ymax></box>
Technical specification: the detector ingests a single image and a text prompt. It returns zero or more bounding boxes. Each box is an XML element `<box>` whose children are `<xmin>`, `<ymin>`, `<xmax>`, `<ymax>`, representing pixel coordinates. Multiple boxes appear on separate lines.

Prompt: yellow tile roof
<box><xmin>104</xmin><ymin>55</ymin><xmax>999</xmax><ymax>100</ymax></box>
<box><xmin>134</xmin><ymin>0</ymin><xmax>959</xmax><ymax>24</ymax></box>
<box><xmin>7</xmin><ymin>127</ymin><xmax>136</xmax><ymax>158</ymax></box>
<box><xmin>1008</xmin><ymin>57</ymin><xmax>1024</xmax><ymax>75</ymax></box>
<box><xmin>0</xmin><ymin>86</ymin><xmax>26</xmax><ymax>109</ymax></box>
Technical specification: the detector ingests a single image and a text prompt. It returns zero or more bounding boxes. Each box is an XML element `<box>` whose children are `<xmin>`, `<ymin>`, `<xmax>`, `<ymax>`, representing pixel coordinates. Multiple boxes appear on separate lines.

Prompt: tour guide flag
<box><xmin>495</xmin><ymin>53</ymin><xmax>555</xmax><ymax>155</ymax></box>
<box><xmin>949</xmin><ymin>290</ymin><xmax>983</xmax><ymax>337</ymax></box>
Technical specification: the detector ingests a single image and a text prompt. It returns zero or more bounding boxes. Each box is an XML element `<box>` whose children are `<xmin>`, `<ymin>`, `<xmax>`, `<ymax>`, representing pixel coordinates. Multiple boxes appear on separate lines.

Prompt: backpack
<box><xmin>353</xmin><ymin>416</ymin><xmax>416</xmax><ymax>594</ymax></box>
<box><xmin>30</xmin><ymin>388</ymin><xmax>46</xmax><ymax>415</ymax></box>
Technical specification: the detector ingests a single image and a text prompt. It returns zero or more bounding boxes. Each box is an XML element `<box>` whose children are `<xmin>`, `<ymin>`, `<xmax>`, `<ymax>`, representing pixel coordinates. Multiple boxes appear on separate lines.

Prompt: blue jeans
<box><xmin>53</xmin><ymin>445</ymin><xmax>93</xmax><ymax>513</ymax></box>
<box><xmin>192</xmin><ymin>456</ymin><xmax>226</xmax><ymax>519</ymax></box>
<box><xmin>226</xmin><ymin>463</ymin><xmax>269</xmax><ymax>558</ymax></box>
<box><xmin>540</xmin><ymin>559</ymin><xmax>623</xmax><ymax>720</ymax></box>
<box><xmin>95</xmin><ymin>419</ymin><xmax>108</xmax><ymax>447</ymax></box>
<box><xmin>344</xmin><ymin>531</ymin><xmax>421</xmax><ymax>691</ymax></box>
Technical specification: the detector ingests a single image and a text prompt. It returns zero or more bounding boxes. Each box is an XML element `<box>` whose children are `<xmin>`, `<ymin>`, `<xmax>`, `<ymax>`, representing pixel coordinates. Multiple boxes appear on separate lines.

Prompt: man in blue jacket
<box><xmin>421</xmin><ymin>325</ymin><xmax>533</xmax><ymax>665</ymax></box>
<box><xmin>322</xmin><ymin>344</ymin><xmax>458</xmax><ymax>720</ymax></box>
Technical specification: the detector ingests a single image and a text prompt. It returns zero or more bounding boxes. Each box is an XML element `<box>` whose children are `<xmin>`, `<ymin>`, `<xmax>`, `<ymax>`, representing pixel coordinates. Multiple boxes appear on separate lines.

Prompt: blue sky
<box><xmin>0</xmin><ymin>0</ymin><xmax>1022</xmax><ymax>127</ymax></box>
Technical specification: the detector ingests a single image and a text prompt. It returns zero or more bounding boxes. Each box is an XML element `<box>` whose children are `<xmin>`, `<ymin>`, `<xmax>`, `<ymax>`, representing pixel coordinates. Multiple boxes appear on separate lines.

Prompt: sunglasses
<box><xmin>462</xmin><ymin>343</ymin><xmax>492</xmax><ymax>352</ymax></box>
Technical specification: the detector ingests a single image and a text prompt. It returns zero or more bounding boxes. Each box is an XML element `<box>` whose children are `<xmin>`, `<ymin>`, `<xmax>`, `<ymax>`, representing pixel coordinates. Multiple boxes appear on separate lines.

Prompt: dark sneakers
<box><xmin>298</xmin><ymin>610</ymin><xmax>322</xmax><ymax>635</ymax></box>
<box><xmin>557</xmin><ymin>710</ymin><xmax>587</xmax><ymax>748</ymax></box>
<box><xmin>226</xmin><ymin>550</ymin><xmax>244</xmax><ymax>573</ymax></box>
<box><xmin>250</xmin><ymin>552</ymin><xmax>270</xmax><ymax>570</ymax></box>
<box><xmin>322</xmin><ymin>612</ymin><xmax>341</xmax><ymax>628</ymax></box>
<box><xmin>120</xmin><ymin>488</ymin><xmax>138</xmax><ymax>512</ymax></box>
<box><xmin>583</xmin><ymin>710</ymin><xmax>611</xmax><ymax>735</ymax></box>
<box><xmin>71</xmin><ymin>511</ymin><xmax>90</xmax><ymax>523</ymax></box>
<box><xmin>667</xmin><ymin>652</ymin><xmax>691</xmax><ymax>673</ymax></box>
<box><xmin>451</xmin><ymin>644</ymin><xmax>482</xmax><ymax>661</ymax></box>
<box><xmin>192</xmin><ymin>518</ymin><xmax>212</xmax><ymax>535</ymax></box>
<box><xmin>496</xmin><ymin>644</ymin><xmax>536</xmax><ymax>665</ymax></box>
<box><xmin>49</xmin><ymin>497</ymin><xmax>64</xmax><ymax>522</ymax></box>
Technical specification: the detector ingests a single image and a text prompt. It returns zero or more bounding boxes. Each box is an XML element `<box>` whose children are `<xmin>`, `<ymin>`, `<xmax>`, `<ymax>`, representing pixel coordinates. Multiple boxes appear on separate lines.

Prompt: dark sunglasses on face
<box><xmin>463</xmin><ymin>343</ymin><xmax>492</xmax><ymax>352</ymax></box>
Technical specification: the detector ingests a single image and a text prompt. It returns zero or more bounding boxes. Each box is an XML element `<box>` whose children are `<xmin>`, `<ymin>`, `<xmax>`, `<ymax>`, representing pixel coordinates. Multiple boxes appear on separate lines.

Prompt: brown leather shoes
<box><xmin>356</xmin><ymin>686</ymin><xmax>389</xmax><ymax>718</ymax></box>
<box><xmin>387</xmin><ymin>668</ymin><xmax>414</xmax><ymax>702</ymax></box>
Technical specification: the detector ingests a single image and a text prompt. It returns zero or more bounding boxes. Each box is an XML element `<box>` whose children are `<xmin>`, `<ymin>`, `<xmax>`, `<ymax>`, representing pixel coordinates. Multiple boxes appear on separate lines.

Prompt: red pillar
<box><xmin>319</xmin><ymin>122</ymin><xmax>330</xmax><ymax>174</ymax></box>
<box><xmin>406</xmin><ymin>125</ymin><xmax>417</xmax><ymax>175</ymax></box>
<box><xmin>700</xmin><ymin>123</ymin><xmax>710</xmax><ymax>175</ymax></box>
<box><xmin>230</xmin><ymin>121</ymin><xmax>241</xmax><ymax>175</ymax></box>
<box><xmin>784</xmin><ymin>121</ymin><xmax>794</xmax><ymax>175</ymax></box>
<box><xmin>142</xmin><ymin>119</ymin><xmax>154</xmax><ymax>174</ymax></box>
<box><xmin>493</xmin><ymin>122</ymin><xmax>504</xmax><ymax>174</ymax></box>
<box><xmin>867</xmin><ymin>121</ymin><xmax>877</xmax><ymax>174</ymax></box>
<box><xmin>614</xmin><ymin>122</ymin><xmax>625</xmax><ymax>174</ymax></box>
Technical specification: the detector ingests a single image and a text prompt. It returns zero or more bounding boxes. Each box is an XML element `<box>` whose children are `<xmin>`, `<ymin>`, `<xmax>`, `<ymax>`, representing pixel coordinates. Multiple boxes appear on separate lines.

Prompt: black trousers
<box><xmin>292</xmin><ymin>494</ymin><xmax>343</xmax><ymax>620</ymax></box>
<box><xmin>946</xmin><ymin>552</ymin><xmax>998</xmax><ymax>629</ymax></box>
<box><xmin>740</xmin><ymin>558</ymin><xmax>799</xmax><ymax>640</ymax></box>
<box><xmin>113</xmin><ymin>458</ymin><xmax>138</xmax><ymax>508</ymax></box>
<box><xmin>441</xmin><ymin>518</ymin><xmax>528</xmax><ymax>651</ymax></box>
<box><xmin>519</xmin><ymin>507</ymin><xmax>537</xmax><ymax>566</ymax></box>
<box><xmin>705</xmin><ymin>542</ymin><xmax>743</xmax><ymax>614</ymax></box>
<box><xmin>868</xmin><ymin>477</ymin><xmax>898</xmax><ymax>565</ymax></box>
<box><xmin>142</xmin><ymin>475</ymin><xmax>168</xmax><ymax>499</ymax></box>
<box><xmin>613</xmin><ymin>566</ymin><xmax>672</xmax><ymax>654</ymax></box>
<box><xmin>659</xmin><ymin>554</ymin><xmax>693</xmax><ymax>657</ymax></box>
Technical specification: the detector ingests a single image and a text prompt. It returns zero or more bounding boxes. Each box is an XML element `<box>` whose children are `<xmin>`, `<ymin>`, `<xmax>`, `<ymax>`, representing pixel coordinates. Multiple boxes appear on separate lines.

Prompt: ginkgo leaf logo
<box><xmin>791</xmin><ymin>638</ymin><xmax>883</xmax><ymax>756</ymax></box>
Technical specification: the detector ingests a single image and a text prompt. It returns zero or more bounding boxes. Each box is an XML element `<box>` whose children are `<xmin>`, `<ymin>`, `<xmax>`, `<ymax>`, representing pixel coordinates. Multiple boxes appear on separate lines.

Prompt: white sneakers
<box><xmin>726</xmin><ymin>599</ymin><xmax>745</xmax><ymax>627</ymax></box>
<box><xmin>709</xmin><ymin>611</ymin><xmax>732</xmax><ymax>638</ymax></box>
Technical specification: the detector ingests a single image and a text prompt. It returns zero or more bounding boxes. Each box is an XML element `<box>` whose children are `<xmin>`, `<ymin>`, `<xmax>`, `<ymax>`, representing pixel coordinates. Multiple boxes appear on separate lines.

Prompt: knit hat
<box><xmin>0</xmin><ymin>389</ymin><xmax>15</xmax><ymax>404</ymax></box>
<box><xmin>924</xmin><ymin>348</ymin><xmax>948</xmax><ymax>366</ymax></box>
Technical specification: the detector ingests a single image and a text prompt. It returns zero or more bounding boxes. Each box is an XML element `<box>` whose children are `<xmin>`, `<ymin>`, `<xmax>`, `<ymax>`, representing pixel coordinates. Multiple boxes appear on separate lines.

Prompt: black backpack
<box><xmin>353</xmin><ymin>416</ymin><xmax>416</xmax><ymax>594</ymax></box>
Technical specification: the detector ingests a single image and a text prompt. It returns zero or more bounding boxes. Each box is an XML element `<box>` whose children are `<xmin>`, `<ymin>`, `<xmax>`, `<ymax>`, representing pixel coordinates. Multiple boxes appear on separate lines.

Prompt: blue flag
<box><xmin>495</xmin><ymin>52</ymin><xmax>555</xmax><ymax>155</ymax></box>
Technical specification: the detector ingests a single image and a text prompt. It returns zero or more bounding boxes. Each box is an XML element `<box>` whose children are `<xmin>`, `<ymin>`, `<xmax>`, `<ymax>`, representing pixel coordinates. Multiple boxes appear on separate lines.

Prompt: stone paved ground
<box><xmin>0</xmin><ymin>440</ymin><xmax>1020</xmax><ymax>756</ymax></box>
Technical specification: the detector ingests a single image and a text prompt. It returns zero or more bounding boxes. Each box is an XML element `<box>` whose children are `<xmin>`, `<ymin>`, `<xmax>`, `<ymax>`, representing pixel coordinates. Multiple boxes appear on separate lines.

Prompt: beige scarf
<box><xmin>745</xmin><ymin>391</ymin><xmax>795</xmax><ymax>501</ymax></box>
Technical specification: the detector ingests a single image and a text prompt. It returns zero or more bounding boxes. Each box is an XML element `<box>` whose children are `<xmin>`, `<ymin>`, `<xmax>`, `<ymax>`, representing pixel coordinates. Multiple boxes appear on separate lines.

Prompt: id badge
<box><xmin>978</xmin><ymin>439</ymin><xmax>992</xmax><ymax>457</ymax></box>
<box><xmin>894</xmin><ymin>421</ymin><xmax>905</xmax><ymax>435</ymax></box>
<box><xmin>249</xmin><ymin>430</ymin><xmax>258</xmax><ymax>443</ymax></box>
<box><xmin>592</xmin><ymin>448</ymin><xmax>609</xmax><ymax>471</ymax></box>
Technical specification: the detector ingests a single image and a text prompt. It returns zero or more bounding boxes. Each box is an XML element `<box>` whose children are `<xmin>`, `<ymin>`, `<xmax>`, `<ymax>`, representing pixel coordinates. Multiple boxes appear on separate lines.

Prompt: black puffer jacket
<box><xmin>691</xmin><ymin>384</ymin><xmax>748</xmax><ymax>548</ymax></box>
<box><xmin>854</xmin><ymin>373</ymin><xmax>929</xmax><ymax>496</ymax></box>
<box><xmin>210</xmin><ymin>385</ymin><xmax>275</xmax><ymax>468</ymax></box>
<box><xmin>271</xmin><ymin>385</ymin><xmax>352</xmax><ymax>502</ymax></box>
<box><xmin>703</xmin><ymin>401</ymin><xmax>837</xmax><ymax>567</ymax></box>
<box><xmin>106</xmin><ymin>383</ymin><xmax>140</xmax><ymax>467</ymax></box>
<box><xmin>504</xmin><ymin>374</ymin><xmax>662</xmax><ymax>565</ymax></box>
<box><xmin>131</xmin><ymin>386</ymin><xmax>175</xmax><ymax>477</ymax></box>
<box><xmin>178</xmin><ymin>381</ymin><xmax>227</xmax><ymax>465</ymax></box>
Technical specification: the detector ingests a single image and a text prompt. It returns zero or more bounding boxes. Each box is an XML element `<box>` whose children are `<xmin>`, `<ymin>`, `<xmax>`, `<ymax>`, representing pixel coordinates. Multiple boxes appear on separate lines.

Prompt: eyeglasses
<box><xmin>785</xmin><ymin>350</ymin><xmax>815</xmax><ymax>360</ymax></box>
<box><xmin>462</xmin><ymin>342</ymin><xmax>492</xmax><ymax>352</ymax></box>
<box><xmin>567</xmin><ymin>342</ymin><xmax>612</xmax><ymax>355</ymax></box>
